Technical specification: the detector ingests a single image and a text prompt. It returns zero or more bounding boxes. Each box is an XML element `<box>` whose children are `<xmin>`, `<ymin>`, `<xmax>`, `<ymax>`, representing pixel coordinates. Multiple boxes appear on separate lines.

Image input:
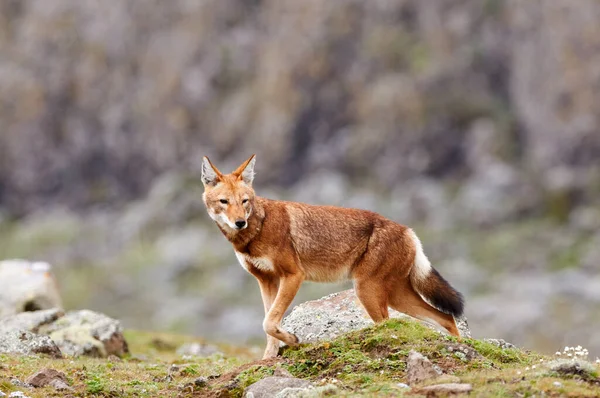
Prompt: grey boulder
<box><xmin>281</xmin><ymin>289</ymin><xmax>471</xmax><ymax>344</ymax></box>
<box><xmin>0</xmin><ymin>309</ymin><xmax>128</xmax><ymax>358</ymax></box>
<box><xmin>0</xmin><ymin>330</ymin><xmax>62</xmax><ymax>358</ymax></box>
<box><xmin>244</xmin><ymin>377</ymin><xmax>313</xmax><ymax>398</ymax></box>
<box><xmin>0</xmin><ymin>308</ymin><xmax>64</xmax><ymax>334</ymax></box>
<box><xmin>0</xmin><ymin>260</ymin><xmax>62</xmax><ymax>318</ymax></box>
<box><xmin>39</xmin><ymin>310</ymin><xmax>129</xmax><ymax>357</ymax></box>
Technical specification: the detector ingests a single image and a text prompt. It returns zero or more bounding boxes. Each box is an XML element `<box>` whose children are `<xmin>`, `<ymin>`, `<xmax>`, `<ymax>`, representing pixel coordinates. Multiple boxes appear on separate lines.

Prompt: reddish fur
<box><xmin>202</xmin><ymin>155</ymin><xmax>464</xmax><ymax>359</ymax></box>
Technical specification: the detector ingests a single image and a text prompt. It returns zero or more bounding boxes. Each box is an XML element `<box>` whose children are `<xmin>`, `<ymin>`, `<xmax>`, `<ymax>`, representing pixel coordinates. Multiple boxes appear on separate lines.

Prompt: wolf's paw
<box><xmin>292</xmin><ymin>333</ymin><xmax>300</xmax><ymax>345</ymax></box>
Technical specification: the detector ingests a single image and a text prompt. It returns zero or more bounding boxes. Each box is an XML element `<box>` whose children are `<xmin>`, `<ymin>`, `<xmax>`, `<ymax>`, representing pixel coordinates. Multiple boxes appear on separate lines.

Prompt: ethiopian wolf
<box><xmin>201</xmin><ymin>155</ymin><xmax>464</xmax><ymax>359</ymax></box>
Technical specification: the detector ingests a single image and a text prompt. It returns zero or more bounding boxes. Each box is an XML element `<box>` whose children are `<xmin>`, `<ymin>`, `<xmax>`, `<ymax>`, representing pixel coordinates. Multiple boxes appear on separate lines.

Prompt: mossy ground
<box><xmin>0</xmin><ymin>330</ymin><xmax>257</xmax><ymax>398</ymax></box>
<box><xmin>1</xmin><ymin>319</ymin><xmax>599</xmax><ymax>397</ymax></box>
<box><xmin>202</xmin><ymin>319</ymin><xmax>600</xmax><ymax>397</ymax></box>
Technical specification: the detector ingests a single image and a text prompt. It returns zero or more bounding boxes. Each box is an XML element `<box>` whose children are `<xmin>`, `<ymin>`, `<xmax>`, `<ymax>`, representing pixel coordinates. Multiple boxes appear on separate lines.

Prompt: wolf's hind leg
<box><xmin>354</xmin><ymin>278</ymin><xmax>390</xmax><ymax>322</ymax></box>
<box><xmin>389</xmin><ymin>279</ymin><xmax>460</xmax><ymax>336</ymax></box>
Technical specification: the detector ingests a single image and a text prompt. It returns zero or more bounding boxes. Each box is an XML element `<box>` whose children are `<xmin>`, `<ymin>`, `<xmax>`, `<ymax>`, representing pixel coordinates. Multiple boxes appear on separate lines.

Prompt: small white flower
<box><xmin>525</xmin><ymin>367</ymin><xmax>530</xmax><ymax>371</ymax></box>
<box><xmin>564</xmin><ymin>346</ymin><xmax>570</xmax><ymax>352</ymax></box>
<box><xmin>556</xmin><ymin>352</ymin><xmax>561</xmax><ymax>356</ymax></box>
<box><xmin>567</xmin><ymin>353</ymin><xmax>572</xmax><ymax>357</ymax></box>
<box><xmin>517</xmin><ymin>371</ymin><xmax>522</xmax><ymax>375</ymax></box>
<box><xmin>576</xmin><ymin>345</ymin><xmax>582</xmax><ymax>350</ymax></box>
<box><xmin>532</xmin><ymin>365</ymin><xmax>537</xmax><ymax>369</ymax></box>
<box><xmin>390</xmin><ymin>334</ymin><xmax>398</xmax><ymax>339</ymax></box>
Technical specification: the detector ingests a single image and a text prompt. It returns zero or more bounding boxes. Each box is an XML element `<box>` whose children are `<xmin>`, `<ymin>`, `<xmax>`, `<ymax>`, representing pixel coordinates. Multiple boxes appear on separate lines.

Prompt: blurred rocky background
<box><xmin>0</xmin><ymin>0</ymin><xmax>599</xmax><ymax>356</ymax></box>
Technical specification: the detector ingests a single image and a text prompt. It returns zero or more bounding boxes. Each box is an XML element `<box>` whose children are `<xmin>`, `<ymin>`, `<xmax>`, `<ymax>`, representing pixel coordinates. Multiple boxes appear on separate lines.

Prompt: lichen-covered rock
<box><xmin>276</xmin><ymin>384</ymin><xmax>338</xmax><ymax>398</ymax></box>
<box><xmin>39</xmin><ymin>310</ymin><xmax>128</xmax><ymax>357</ymax></box>
<box><xmin>0</xmin><ymin>308</ymin><xmax>128</xmax><ymax>358</ymax></box>
<box><xmin>483</xmin><ymin>338</ymin><xmax>516</xmax><ymax>350</ymax></box>
<box><xmin>8</xmin><ymin>393</ymin><xmax>31</xmax><ymax>398</ymax></box>
<box><xmin>244</xmin><ymin>377</ymin><xmax>313</xmax><ymax>398</ymax></box>
<box><xmin>281</xmin><ymin>289</ymin><xmax>470</xmax><ymax>344</ymax></box>
<box><xmin>444</xmin><ymin>343</ymin><xmax>482</xmax><ymax>361</ymax></box>
<box><xmin>0</xmin><ymin>260</ymin><xmax>62</xmax><ymax>318</ymax></box>
<box><xmin>0</xmin><ymin>308</ymin><xmax>64</xmax><ymax>334</ymax></box>
<box><xmin>0</xmin><ymin>330</ymin><xmax>62</xmax><ymax>358</ymax></box>
<box><xmin>548</xmin><ymin>359</ymin><xmax>599</xmax><ymax>381</ymax></box>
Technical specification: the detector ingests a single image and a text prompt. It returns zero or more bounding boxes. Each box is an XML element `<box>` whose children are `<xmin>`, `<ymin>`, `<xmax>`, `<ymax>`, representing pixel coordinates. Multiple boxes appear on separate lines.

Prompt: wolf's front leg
<box><xmin>256</xmin><ymin>276</ymin><xmax>280</xmax><ymax>359</ymax></box>
<box><xmin>262</xmin><ymin>273</ymin><xmax>303</xmax><ymax>354</ymax></box>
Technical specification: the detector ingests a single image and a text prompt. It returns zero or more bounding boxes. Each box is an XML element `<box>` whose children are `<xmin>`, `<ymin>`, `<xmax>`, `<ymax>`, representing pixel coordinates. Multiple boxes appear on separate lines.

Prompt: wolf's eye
<box><xmin>242</xmin><ymin>199</ymin><xmax>248</xmax><ymax>204</ymax></box>
<box><xmin>219</xmin><ymin>199</ymin><xmax>228</xmax><ymax>204</ymax></box>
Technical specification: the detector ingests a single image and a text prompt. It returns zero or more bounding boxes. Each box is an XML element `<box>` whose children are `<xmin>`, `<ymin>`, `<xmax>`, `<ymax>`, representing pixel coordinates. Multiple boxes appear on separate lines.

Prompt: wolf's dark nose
<box><xmin>235</xmin><ymin>220</ymin><xmax>246</xmax><ymax>229</ymax></box>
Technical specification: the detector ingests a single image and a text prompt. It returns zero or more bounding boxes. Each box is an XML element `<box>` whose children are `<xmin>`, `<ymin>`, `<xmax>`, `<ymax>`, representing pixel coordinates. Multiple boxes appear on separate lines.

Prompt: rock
<box><xmin>483</xmin><ymin>338</ymin><xmax>516</xmax><ymax>350</ymax></box>
<box><xmin>276</xmin><ymin>384</ymin><xmax>338</xmax><ymax>398</ymax></box>
<box><xmin>244</xmin><ymin>377</ymin><xmax>313</xmax><ymax>398</ymax></box>
<box><xmin>10</xmin><ymin>379</ymin><xmax>32</xmax><ymax>389</ymax></box>
<box><xmin>0</xmin><ymin>331</ymin><xmax>62</xmax><ymax>358</ymax></box>
<box><xmin>444</xmin><ymin>343</ymin><xmax>481</xmax><ymax>361</ymax></box>
<box><xmin>281</xmin><ymin>290</ymin><xmax>471</xmax><ymax>344</ymax></box>
<box><xmin>0</xmin><ymin>260</ymin><xmax>62</xmax><ymax>318</ymax></box>
<box><xmin>455</xmin><ymin>316</ymin><xmax>471</xmax><ymax>339</ymax></box>
<box><xmin>26</xmin><ymin>369</ymin><xmax>70</xmax><ymax>390</ymax></box>
<box><xmin>176</xmin><ymin>342</ymin><xmax>221</xmax><ymax>357</ymax></box>
<box><xmin>39</xmin><ymin>310</ymin><xmax>128</xmax><ymax>357</ymax></box>
<box><xmin>406</xmin><ymin>350</ymin><xmax>443</xmax><ymax>386</ymax></box>
<box><xmin>49</xmin><ymin>379</ymin><xmax>72</xmax><ymax>391</ymax></box>
<box><xmin>416</xmin><ymin>383</ymin><xmax>473</xmax><ymax>396</ymax></box>
<box><xmin>194</xmin><ymin>377</ymin><xmax>208</xmax><ymax>387</ymax></box>
<box><xmin>0</xmin><ymin>309</ymin><xmax>128</xmax><ymax>358</ymax></box>
<box><xmin>0</xmin><ymin>309</ymin><xmax>64</xmax><ymax>333</ymax></box>
<box><xmin>8</xmin><ymin>392</ymin><xmax>31</xmax><ymax>398</ymax></box>
<box><xmin>548</xmin><ymin>359</ymin><xmax>598</xmax><ymax>381</ymax></box>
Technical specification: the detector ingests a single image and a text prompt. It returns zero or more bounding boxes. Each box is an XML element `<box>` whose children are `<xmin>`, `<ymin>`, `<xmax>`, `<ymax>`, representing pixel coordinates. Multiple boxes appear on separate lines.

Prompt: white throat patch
<box><xmin>235</xmin><ymin>252</ymin><xmax>274</xmax><ymax>273</ymax></box>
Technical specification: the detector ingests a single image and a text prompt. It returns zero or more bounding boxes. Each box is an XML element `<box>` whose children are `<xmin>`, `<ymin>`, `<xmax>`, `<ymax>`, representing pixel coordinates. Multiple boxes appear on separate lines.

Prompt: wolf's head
<box><xmin>201</xmin><ymin>155</ymin><xmax>256</xmax><ymax>233</ymax></box>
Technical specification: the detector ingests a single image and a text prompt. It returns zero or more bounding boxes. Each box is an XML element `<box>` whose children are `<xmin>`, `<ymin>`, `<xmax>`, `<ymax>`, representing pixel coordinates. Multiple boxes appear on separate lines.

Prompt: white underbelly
<box><xmin>304</xmin><ymin>264</ymin><xmax>351</xmax><ymax>283</ymax></box>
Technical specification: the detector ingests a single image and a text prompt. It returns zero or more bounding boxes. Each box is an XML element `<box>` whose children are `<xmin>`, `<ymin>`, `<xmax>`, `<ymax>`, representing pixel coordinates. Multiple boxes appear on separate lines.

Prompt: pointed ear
<box><xmin>232</xmin><ymin>154</ymin><xmax>256</xmax><ymax>185</ymax></box>
<box><xmin>201</xmin><ymin>156</ymin><xmax>223</xmax><ymax>187</ymax></box>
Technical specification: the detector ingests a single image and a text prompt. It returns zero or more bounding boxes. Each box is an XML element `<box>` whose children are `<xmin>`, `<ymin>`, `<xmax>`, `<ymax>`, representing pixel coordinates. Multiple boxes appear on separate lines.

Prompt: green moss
<box><xmin>86</xmin><ymin>372</ymin><xmax>106</xmax><ymax>394</ymax></box>
<box><xmin>283</xmin><ymin>319</ymin><xmax>447</xmax><ymax>388</ymax></box>
<box><xmin>468</xmin><ymin>338</ymin><xmax>537</xmax><ymax>365</ymax></box>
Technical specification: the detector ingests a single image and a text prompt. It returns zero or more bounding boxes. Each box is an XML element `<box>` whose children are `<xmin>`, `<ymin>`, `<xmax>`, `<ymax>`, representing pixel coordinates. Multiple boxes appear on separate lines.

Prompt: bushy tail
<box><xmin>407</xmin><ymin>229</ymin><xmax>464</xmax><ymax>317</ymax></box>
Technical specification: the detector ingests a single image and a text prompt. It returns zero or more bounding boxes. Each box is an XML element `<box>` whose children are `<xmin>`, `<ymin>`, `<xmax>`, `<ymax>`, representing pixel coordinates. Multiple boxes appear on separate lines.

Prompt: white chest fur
<box><xmin>235</xmin><ymin>252</ymin><xmax>275</xmax><ymax>273</ymax></box>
